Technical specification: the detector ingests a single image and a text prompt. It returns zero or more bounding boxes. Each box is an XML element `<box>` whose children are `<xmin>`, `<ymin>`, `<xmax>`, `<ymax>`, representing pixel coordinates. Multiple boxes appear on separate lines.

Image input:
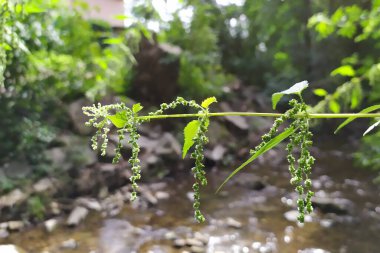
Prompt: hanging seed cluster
<box><xmin>286</xmin><ymin>99</ymin><xmax>315</xmax><ymax>222</ymax></box>
<box><xmin>83</xmin><ymin>94</ymin><xmax>315</xmax><ymax>223</ymax></box>
<box><xmin>83</xmin><ymin>97</ymin><xmax>211</xmax><ymax>222</ymax></box>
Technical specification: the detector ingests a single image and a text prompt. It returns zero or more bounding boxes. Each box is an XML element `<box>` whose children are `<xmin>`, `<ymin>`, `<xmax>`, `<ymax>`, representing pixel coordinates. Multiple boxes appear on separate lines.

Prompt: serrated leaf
<box><xmin>314</xmin><ymin>88</ymin><xmax>328</xmax><ymax>97</ymax></box>
<box><xmin>272</xmin><ymin>81</ymin><xmax>309</xmax><ymax>110</ymax></box>
<box><xmin>107</xmin><ymin>111</ymin><xmax>128</xmax><ymax>128</ymax></box>
<box><xmin>132</xmin><ymin>103</ymin><xmax>143</xmax><ymax>114</ymax></box>
<box><xmin>331</xmin><ymin>65</ymin><xmax>355</xmax><ymax>77</ymax></box>
<box><xmin>182</xmin><ymin>120</ymin><xmax>200</xmax><ymax>158</ymax></box>
<box><xmin>217</xmin><ymin>126</ymin><xmax>297</xmax><ymax>193</ymax></box>
<box><xmin>335</xmin><ymin>104</ymin><xmax>380</xmax><ymax>134</ymax></box>
<box><xmin>363</xmin><ymin>120</ymin><xmax>380</xmax><ymax>136</ymax></box>
<box><xmin>201</xmin><ymin>97</ymin><xmax>217</xmax><ymax>108</ymax></box>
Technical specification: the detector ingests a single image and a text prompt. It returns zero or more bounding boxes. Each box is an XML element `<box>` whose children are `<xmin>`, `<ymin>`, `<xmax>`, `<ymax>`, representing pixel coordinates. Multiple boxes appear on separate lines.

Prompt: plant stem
<box><xmin>138</xmin><ymin>112</ymin><xmax>380</xmax><ymax>121</ymax></box>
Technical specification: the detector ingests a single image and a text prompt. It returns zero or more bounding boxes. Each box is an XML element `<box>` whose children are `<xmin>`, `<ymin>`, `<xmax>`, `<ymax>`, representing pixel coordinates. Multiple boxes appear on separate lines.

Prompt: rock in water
<box><xmin>0</xmin><ymin>245</ymin><xmax>26</xmax><ymax>253</ymax></box>
<box><xmin>66</xmin><ymin>206</ymin><xmax>89</xmax><ymax>227</ymax></box>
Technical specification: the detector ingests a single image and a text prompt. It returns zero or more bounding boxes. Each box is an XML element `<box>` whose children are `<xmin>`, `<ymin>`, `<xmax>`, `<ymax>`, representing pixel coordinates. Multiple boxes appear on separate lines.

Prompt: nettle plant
<box><xmin>83</xmin><ymin>81</ymin><xmax>380</xmax><ymax>223</ymax></box>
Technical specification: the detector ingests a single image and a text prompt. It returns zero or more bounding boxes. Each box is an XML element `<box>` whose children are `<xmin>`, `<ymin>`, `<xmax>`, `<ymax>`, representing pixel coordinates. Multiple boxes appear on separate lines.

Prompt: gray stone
<box><xmin>190</xmin><ymin>245</ymin><xmax>205</xmax><ymax>253</ymax></box>
<box><xmin>44</xmin><ymin>218</ymin><xmax>59</xmax><ymax>233</ymax></box>
<box><xmin>76</xmin><ymin>198</ymin><xmax>102</xmax><ymax>211</ymax></box>
<box><xmin>186</xmin><ymin>238</ymin><xmax>204</xmax><ymax>247</ymax></box>
<box><xmin>0</xmin><ymin>189</ymin><xmax>28</xmax><ymax>208</ymax></box>
<box><xmin>155</xmin><ymin>191</ymin><xmax>170</xmax><ymax>200</ymax></box>
<box><xmin>7</xmin><ymin>221</ymin><xmax>24</xmax><ymax>231</ymax></box>
<box><xmin>66</xmin><ymin>206</ymin><xmax>89</xmax><ymax>227</ymax></box>
<box><xmin>226</xmin><ymin>217</ymin><xmax>242</xmax><ymax>229</ymax></box>
<box><xmin>173</xmin><ymin>239</ymin><xmax>186</xmax><ymax>248</ymax></box>
<box><xmin>33</xmin><ymin>178</ymin><xmax>57</xmax><ymax>193</ymax></box>
<box><xmin>61</xmin><ymin>238</ymin><xmax>78</xmax><ymax>249</ymax></box>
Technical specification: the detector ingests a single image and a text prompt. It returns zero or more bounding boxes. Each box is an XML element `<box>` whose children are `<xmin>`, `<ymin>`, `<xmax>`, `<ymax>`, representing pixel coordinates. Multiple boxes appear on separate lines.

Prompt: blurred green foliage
<box><xmin>0</xmin><ymin>0</ymin><xmax>136</xmax><ymax>164</ymax></box>
<box><xmin>1</xmin><ymin>0</ymin><xmax>380</xmax><ymax>179</ymax></box>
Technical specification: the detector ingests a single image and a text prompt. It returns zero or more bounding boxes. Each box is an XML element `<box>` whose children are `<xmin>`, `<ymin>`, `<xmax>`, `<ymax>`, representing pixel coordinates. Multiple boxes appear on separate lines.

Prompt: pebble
<box><xmin>44</xmin><ymin>219</ymin><xmax>58</xmax><ymax>233</ymax></box>
<box><xmin>226</xmin><ymin>217</ymin><xmax>242</xmax><ymax>229</ymax></box>
<box><xmin>173</xmin><ymin>238</ymin><xmax>186</xmax><ymax>248</ymax></box>
<box><xmin>66</xmin><ymin>206</ymin><xmax>89</xmax><ymax>227</ymax></box>
<box><xmin>186</xmin><ymin>238</ymin><xmax>204</xmax><ymax>247</ymax></box>
<box><xmin>190</xmin><ymin>245</ymin><xmax>205</xmax><ymax>253</ymax></box>
<box><xmin>60</xmin><ymin>239</ymin><xmax>77</xmax><ymax>249</ymax></box>
<box><xmin>155</xmin><ymin>191</ymin><xmax>170</xmax><ymax>200</ymax></box>
<box><xmin>7</xmin><ymin>221</ymin><xmax>24</xmax><ymax>231</ymax></box>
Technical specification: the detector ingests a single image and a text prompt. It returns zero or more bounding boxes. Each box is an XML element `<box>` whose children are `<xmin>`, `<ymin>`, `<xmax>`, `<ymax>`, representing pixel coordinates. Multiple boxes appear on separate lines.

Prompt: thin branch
<box><xmin>138</xmin><ymin>112</ymin><xmax>380</xmax><ymax>120</ymax></box>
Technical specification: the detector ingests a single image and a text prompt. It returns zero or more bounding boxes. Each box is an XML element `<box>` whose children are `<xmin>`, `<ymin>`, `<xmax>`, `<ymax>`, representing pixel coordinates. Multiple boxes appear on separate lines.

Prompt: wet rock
<box><xmin>76</xmin><ymin>198</ymin><xmax>102</xmax><ymax>211</ymax></box>
<box><xmin>0</xmin><ymin>189</ymin><xmax>28</xmax><ymax>208</ymax></box>
<box><xmin>50</xmin><ymin>202</ymin><xmax>61</xmax><ymax>215</ymax></box>
<box><xmin>155</xmin><ymin>191</ymin><xmax>170</xmax><ymax>200</ymax></box>
<box><xmin>312</xmin><ymin>197</ymin><xmax>352</xmax><ymax>215</ymax></box>
<box><xmin>33</xmin><ymin>178</ymin><xmax>57</xmax><ymax>193</ymax></box>
<box><xmin>193</xmin><ymin>232</ymin><xmax>209</xmax><ymax>244</ymax></box>
<box><xmin>7</xmin><ymin>221</ymin><xmax>24</xmax><ymax>231</ymax></box>
<box><xmin>205</xmin><ymin>145</ymin><xmax>226</xmax><ymax>162</ymax></box>
<box><xmin>164</xmin><ymin>231</ymin><xmax>177</xmax><ymax>240</ymax></box>
<box><xmin>66</xmin><ymin>206</ymin><xmax>89</xmax><ymax>227</ymax></box>
<box><xmin>44</xmin><ymin>218</ymin><xmax>59</xmax><ymax>233</ymax></box>
<box><xmin>298</xmin><ymin>249</ymin><xmax>331</xmax><ymax>253</ymax></box>
<box><xmin>189</xmin><ymin>245</ymin><xmax>205</xmax><ymax>253</ymax></box>
<box><xmin>226</xmin><ymin>217</ymin><xmax>242</xmax><ymax>229</ymax></box>
<box><xmin>173</xmin><ymin>238</ymin><xmax>186</xmax><ymax>248</ymax></box>
<box><xmin>0</xmin><ymin>245</ymin><xmax>26</xmax><ymax>253</ymax></box>
<box><xmin>140</xmin><ymin>186</ymin><xmax>158</xmax><ymax>205</ymax></box>
<box><xmin>186</xmin><ymin>238</ymin><xmax>204</xmax><ymax>247</ymax></box>
<box><xmin>61</xmin><ymin>238</ymin><xmax>78</xmax><ymax>249</ymax></box>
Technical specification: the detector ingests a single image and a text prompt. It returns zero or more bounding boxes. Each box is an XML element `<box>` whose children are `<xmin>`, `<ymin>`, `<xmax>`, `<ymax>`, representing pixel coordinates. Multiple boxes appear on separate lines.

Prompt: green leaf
<box><xmin>335</xmin><ymin>104</ymin><xmax>380</xmax><ymax>134</ymax></box>
<box><xmin>314</xmin><ymin>88</ymin><xmax>328</xmax><ymax>97</ymax></box>
<box><xmin>217</xmin><ymin>127</ymin><xmax>297</xmax><ymax>193</ymax></box>
<box><xmin>132</xmin><ymin>103</ymin><xmax>143</xmax><ymax>114</ymax></box>
<box><xmin>107</xmin><ymin>111</ymin><xmax>128</xmax><ymax>128</ymax></box>
<box><xmin>201</xmin><ymin>97</ymin><xmax>217</xmax><ymax>108</ymax></box>
<box><xmin>182</xmin><ymin>120</ymin><xmax>200</xmax><ymax>158</ymax></box>
<box><xmin>103</xmin><ymin>37</ymin><xmax>123</xmax><ymax>45</ymax></box>
<box><xmin>329</xmin><ymin>100</ymin><xmax>341</xmax><ymax>113</ymax></box>
<box><xmin>363</xmin><ymin>121</ymin><xmax>380</xmax><ymax>136</ymax></box>
<box><xmin>331</xmin><ymin>65</ymin><xmax>355</xmax><ymax>77</ymax></box>
<box><xmin>272</xmin><ymin>81</ymin><xmax>309</xmax><ymax>110</ymax></box>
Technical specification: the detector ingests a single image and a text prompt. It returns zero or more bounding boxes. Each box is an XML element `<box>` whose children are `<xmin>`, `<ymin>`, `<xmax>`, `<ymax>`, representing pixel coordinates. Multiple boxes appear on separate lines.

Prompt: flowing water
<box><xmin>2</xmin><ymin>139</ymin><xmax>380</xmax><ymax>253</ymax></box>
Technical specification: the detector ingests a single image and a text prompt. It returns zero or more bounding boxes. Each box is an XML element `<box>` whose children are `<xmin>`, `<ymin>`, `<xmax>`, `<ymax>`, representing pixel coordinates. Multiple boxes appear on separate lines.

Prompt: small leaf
<box><xmin>335</xmin><ymin>104</ymin><xmax>380</xmax><ymax>134</ymax></box>
<box><xmin>363</xmin><ymin>121</ymin><xmax>380</xmax><ymax>136</ymax></box>
<box><xmin>182</xmin><ymin>120</ymin><xmax>200</xmax><ymax>158</ymax></box>
<box><xmin>329</xmin><ymin>100</ymin><xmax>341</xmax><ymax>113</ymax></box>
<box><xmin>107</xmin><ymin>111</ymin><xmax>128</xmax><ymax>128</ymax></box>
<box><xmin>331</xmin><ymin>65</ymin><xmax>355</xmax><ymax>77</ymax></box>
<box><xmin>314</xmin><ymin>88</ymin><xmax>328</xmax><ymax>97</ymax></box>
<box><xmin>132</xmin><ymin>103</ymin><xmax>143</xmax><ymax>114</ymax></box>
<box><xmin>201</xmin><ymin>97</ymin><xmax>217</xmax><ymax>108</ymax></box>
<box><xmin>103</xmin><ymin>37</ymin><xmax>123</xmax><ymax>45</ymax></box>
<box><xmin>217</xmin><ymin>126</ymin><xmax>297</xmax><ymax>193</ymax></box>
<box><xmin>272</xmin><ymin>81</ymin><xmax>309</xmax><ymax>110</ymax></box>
